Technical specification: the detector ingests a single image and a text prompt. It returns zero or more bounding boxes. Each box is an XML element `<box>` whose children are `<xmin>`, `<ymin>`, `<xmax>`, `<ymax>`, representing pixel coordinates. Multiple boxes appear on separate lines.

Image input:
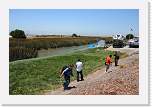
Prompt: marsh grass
<box><xmin>9</xmin><ymin>48</ymin><xmax>114</xmax><ymax>95</ymax></box>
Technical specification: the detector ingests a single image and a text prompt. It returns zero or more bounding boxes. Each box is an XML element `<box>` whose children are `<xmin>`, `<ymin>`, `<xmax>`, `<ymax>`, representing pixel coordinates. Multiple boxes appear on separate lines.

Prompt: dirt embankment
<box><xmin>45</xmin><ymin>47</ymin><xmax>139</xmax><ymax>95</ymax></box>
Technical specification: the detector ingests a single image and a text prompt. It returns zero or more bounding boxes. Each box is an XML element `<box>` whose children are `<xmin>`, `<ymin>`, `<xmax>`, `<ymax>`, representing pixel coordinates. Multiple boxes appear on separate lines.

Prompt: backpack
<box><xmin>63</xmin><ymin>67</ymin><xmax>71</xmax><ymax>76</ymax></box>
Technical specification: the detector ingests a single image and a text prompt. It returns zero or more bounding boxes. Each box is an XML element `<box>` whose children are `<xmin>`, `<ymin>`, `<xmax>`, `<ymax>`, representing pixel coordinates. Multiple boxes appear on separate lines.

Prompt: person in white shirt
<box><xmin>76</xmin><ymin>59</ymin><xmax>84</xmax><ymax>82</ymax></box>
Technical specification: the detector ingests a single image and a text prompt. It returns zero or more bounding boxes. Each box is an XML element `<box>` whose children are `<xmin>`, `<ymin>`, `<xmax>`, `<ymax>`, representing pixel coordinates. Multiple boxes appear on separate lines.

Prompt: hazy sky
<box><xmin>9</xmin><ymin>9</ymin><xmax>139</xmax><ymax>36</ymax></box>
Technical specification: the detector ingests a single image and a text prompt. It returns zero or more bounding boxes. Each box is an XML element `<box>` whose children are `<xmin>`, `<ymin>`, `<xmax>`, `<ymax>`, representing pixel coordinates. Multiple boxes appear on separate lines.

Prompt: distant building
<box><xmin>96</xmin><ymin>40</ymin><xmax>105</xmax><ymax>47</ymax></box>
<box><xmin>113</xmin><ymin>34</ymin><xmax>125</xmax><ymax>40</ymax></box>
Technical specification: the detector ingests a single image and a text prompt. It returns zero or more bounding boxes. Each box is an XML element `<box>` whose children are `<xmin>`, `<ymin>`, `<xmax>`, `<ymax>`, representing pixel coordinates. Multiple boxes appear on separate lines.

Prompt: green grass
<box><xmin>9</xmin><ymin>48</ymin><xmax>114</xmax><ymax>95</ymax></box>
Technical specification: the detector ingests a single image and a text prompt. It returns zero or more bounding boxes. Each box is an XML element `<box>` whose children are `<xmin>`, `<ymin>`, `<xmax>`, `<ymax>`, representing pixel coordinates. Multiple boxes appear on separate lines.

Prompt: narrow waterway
<box><xmin>38</xmin><ymin>40</ymin><xmax>105</xmax><ymax>58</ymax></box>
<box><xmin>10</xmin><ymin>41</ymin><xmax>105</xmax><ymax>63</ymax></box>
<box><xmin>38</xmin><ymin>45</ymin><xmax>89</xmax><ymax>57</ymax></box>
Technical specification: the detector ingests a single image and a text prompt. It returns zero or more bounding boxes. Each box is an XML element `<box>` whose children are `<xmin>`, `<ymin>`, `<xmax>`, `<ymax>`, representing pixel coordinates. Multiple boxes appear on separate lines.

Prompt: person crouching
<box><xmin>60</xmin><ymin>64</ymin><xmax>73</xmax><ymax>90</ymax></box>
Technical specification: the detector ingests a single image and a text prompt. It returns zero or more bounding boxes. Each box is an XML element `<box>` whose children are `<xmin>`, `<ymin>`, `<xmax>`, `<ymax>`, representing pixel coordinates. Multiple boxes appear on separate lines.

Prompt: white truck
<box><xmin>128</xmin><ymin>37</ymin><xmax>139</xmax><ymax>48</ymax></box>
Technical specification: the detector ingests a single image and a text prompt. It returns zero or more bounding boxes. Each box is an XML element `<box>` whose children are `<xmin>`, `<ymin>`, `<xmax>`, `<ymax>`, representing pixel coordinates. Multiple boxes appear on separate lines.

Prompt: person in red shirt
<box><xmin>105</xmin><ymin>55</ymin><xmax>112</xmax><ymax>72</ymax></box>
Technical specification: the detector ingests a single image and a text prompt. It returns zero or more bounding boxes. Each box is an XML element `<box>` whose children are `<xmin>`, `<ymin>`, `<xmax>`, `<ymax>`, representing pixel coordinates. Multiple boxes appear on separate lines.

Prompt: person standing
<box><xmin>105</xmin><ymin>55</ymin><xmax>112</xmax><ymax>72</ymax></box>
<box><xmin>114</xmin><ymin>51</ymin><xmax>120</xmax><ymax>66</ymax></box>
<box><xmin>76</xmin><ymin>59</ymin><xmax>84</xmax><ymax>82</ymax></box>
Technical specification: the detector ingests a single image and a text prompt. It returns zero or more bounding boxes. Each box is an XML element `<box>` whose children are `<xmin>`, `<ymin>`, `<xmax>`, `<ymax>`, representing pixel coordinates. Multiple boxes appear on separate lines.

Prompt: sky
<box><xmin>9</xmin><ymin>9</ymin><xmax>139</xmax><ymax>36</ymax></box>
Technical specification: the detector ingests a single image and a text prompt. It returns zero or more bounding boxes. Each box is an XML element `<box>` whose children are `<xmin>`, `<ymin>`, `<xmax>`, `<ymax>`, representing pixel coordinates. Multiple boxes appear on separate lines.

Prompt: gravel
<box><xmin>45</xmin><ymin>47</ymin><xmax>139</xmax><ymax>95</ymax></box>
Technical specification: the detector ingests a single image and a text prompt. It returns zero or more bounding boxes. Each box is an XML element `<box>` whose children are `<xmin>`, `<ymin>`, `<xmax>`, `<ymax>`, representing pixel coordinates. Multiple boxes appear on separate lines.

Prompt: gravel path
<box><xmin>45</xmin><ymin>47</ymin><xmax>139</xmax><ymax>95</ymax></box>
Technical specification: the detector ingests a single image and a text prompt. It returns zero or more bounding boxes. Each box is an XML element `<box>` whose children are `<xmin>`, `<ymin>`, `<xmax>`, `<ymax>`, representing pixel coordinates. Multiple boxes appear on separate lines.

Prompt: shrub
<box><xmin>126</xmin><ymin>34</ymin><xmax>134</xmax><ymax>40</ymax></box>
<box><xmin>72</xmin><ymin>33</ymin><xmax>78</xmax><ymax>37</ymax></box>
<box><xmin>10</xmin><ymin>29</ymin><xmax>26</xmax><ymax>39</ymax></box>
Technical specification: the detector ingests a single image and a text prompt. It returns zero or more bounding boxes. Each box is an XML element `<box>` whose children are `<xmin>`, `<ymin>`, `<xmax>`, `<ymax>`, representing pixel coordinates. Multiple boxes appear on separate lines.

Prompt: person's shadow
<box><xmin>67</xmin><ymin>86</ymin><xmax>76</xmax><ymax>90</ymax></box>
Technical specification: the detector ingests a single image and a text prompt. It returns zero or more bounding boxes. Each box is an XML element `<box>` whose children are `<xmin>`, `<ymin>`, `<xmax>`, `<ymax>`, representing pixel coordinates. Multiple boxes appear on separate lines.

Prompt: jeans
<box><xmin>106</xmin><ymin>64</ymin><xmax>110</xmax><ymax>72</ymax></box>
<box><xmin>77</xmin><ymin>71</ymin><xmax>84</xmax><ymax>82</ymax></box>
<box><xmin>115</xmin><ymin>58</ymin><xmax>119</xmax><ymax>66</ymax></box>
<box><xmin>63</xmin><ymin>75</ymin><xmax>70</xmax><ymax>90</ymax></box>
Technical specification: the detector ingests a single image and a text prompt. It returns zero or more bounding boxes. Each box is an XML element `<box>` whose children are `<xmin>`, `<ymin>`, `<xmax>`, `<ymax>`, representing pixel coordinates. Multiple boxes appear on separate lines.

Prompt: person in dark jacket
<box><xmin>60</xmin><ymin>64</ymin><xmax>73</xmax><ymax>90</ymax></box>
<box><xmin>114</xmin><ymin>51</ymin><xmax>120</xmax><ymax>66</ymax></box>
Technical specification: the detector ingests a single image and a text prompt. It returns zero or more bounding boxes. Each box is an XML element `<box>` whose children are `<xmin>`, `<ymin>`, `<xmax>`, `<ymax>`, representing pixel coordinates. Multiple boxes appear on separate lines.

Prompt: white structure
<box><xmin>96</xmin><ymin>40</ymin><xmax>105</xmax><ymax>47</ymax></box>
<box><xmin>113</xmin><ymin>34</ymin><xmax>125</xmax><ymax>40</ymax></box>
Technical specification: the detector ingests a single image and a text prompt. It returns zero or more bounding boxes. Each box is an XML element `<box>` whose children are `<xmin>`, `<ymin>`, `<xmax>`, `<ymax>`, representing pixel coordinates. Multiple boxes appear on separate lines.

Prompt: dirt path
<box><xmin>45</xmin><ymin>47</ymin><xmax>139</xmax><ymax>95</ymax></box>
